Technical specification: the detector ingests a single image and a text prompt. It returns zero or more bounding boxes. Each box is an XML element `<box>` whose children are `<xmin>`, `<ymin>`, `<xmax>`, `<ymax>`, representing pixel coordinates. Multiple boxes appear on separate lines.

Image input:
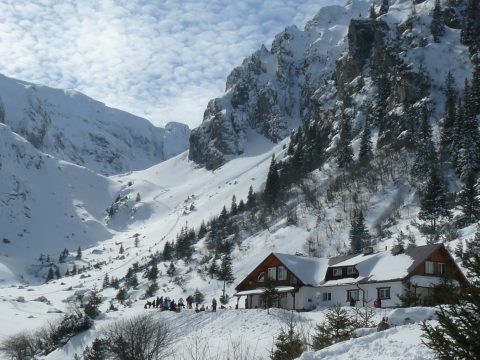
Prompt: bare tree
<box><xmin>0</xmin><ymin>331</ymin><xmax>37</xmax><ymax>360</ymax></box>
<box><xmin>101</xmin><ymin>313</ymin><xmax>173</xmax><ymax>360</ymax></box>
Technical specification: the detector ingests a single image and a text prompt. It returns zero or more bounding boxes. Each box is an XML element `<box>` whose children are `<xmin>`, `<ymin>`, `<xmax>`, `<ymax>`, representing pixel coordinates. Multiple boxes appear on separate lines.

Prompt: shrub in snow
<box><xmin>0</xmin><ymin>331</ymin><xmax>37</xmax><ymax>360</ymax></box>
<box><xmin>100</xmin><ymin>313</ymin><xmax>172</xmax><ymax>359</ymax></box>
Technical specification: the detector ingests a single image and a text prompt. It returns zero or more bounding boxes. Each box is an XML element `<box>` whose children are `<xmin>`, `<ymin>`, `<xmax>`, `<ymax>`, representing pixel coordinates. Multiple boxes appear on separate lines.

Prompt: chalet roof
<box><xmin>404</xmin><ymin>243</ymin><xmax>444</xmax><ymax>273</ymax></box>
<box><xmin>322</xmin><ymin>251</ymin><xmax>414</xmax><ymax>286</ymax></box>
<box><xmin>272</xmin><ymin>253</ymin><xmax>330</xmax><ymax>286</ymax></box>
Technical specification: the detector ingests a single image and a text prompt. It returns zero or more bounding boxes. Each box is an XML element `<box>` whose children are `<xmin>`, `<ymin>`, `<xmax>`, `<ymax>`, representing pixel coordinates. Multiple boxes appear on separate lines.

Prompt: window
<box><xmin>289</xmin><ymin>275</ymin><xmax>298</xmax><ymax>285</ymax></box>
<box><xmin>332</xmin><ymin>268</ymin><xmax>342</xmax><ymax>277</ymax></box>
<box><xmin>322</xmin><ymin>292</ymin><xmax>332</xmax><ymax>301</ymax></box>
<box><xmin>438</xmin><ymin>262</ymin><xmax>446</xmax><ymax>275</ymax></box>
<box><xmin>377</xmin><ymin>287</ymin><xmax>391</xmax><ymax>300</ymax></box>
<box><xmin>278</xmin><ymin>266</ymin><xmax>287</xmax><ymax>280</ymax></box>
<box><xmin>425</xmin><ymin>261</ymin><xmax>434</xmax><ymax>274</ymax></box>
<box><xmin>347</xmin><ymin>289</ymin><xmax>359</xmax><ymax>301</ymax></box>
<box><xmin>257</xmin><ymin>272</ymin><xmax>265</xmax><ymax>282</ymax></box>
<box><xmin>268</xmin><ymin>267</ymin><xmax>276</xmax><ymax>280</ymax></box>
<box><xmin>347</xmin><ymin>266</ymin><xmax>356</xmax><ymax>275</ymax></box>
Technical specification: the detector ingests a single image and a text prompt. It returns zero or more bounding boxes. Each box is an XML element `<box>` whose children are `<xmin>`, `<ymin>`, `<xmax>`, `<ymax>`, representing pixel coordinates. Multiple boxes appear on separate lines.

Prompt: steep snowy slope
<box><xmin>0</xmin><ymin>123</ymin><xmax>119</xmax><ymax>284</ymax></box>
<box><xmin>0</xmin><ymin>74</ymin><xmax>190</xmax><ymax>175</ymax></box>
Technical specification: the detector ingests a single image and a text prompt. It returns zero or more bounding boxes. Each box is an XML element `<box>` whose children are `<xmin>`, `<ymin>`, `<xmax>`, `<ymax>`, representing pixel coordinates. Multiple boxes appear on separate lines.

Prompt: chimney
<box><xmin>391</xmin><ymin>244</ymin><xmax>404</xmax><ymax>255</ymax></box>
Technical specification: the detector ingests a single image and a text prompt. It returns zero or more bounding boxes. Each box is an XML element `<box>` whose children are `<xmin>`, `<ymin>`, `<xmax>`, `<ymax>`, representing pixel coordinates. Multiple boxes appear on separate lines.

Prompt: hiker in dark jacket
<box><xmin>212</xmin><ymin>298</ymin><xmax>217</xmax><ymax>312</ymax></box>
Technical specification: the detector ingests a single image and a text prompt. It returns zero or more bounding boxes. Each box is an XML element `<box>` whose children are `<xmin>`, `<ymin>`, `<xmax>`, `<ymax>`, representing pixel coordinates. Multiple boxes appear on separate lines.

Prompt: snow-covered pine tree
<box><xmin>411</xmin><ymin>111</ymin><xmax>437</xmax><ymax>182</ymax></box>
<box><xmin>369</xmin><ymin>5</ymin><xmax>377</xmax><ymax>19</ymax></box>
<box><xmin>247</xmin><ymin>185</ymin><xmax>256</xmax><ymax>209</ymax></box>
<box><xmin>458</xmin><ymin>171</ymin><xmax>480</xmax><ymax>225</ymax></box>
<box><xmin>460</xmin><ymin>0</ymin><xmax>480</xmax><ymax>54</ymax></box>
<box><xmin>456</xmin><ymin>80</ymin><xmax>480</xmax><ymax>177</ymax></box>
<box><xmin>264</xmin><ymin>154</ymin><xmax>280</xmax><ymax>206</ymax></box>
<box><xmin>418</xmin><ymin>169</ymin><xmax>451</xmax><ymax>241</ymax></box>
<box><xmin>349</xmin><ymin>209</ymin><xmax>370</xmax><ymax>254</ymax></box>
<box><xmin>336</xmin><ymin>119</ymin><xmax>354</xmax><ymax>169</ymax></box>
<box><xmin>358</xmin><ymin>120</ymin><xmax>373</xmax><ymax>166</ymax></box>
<box><xmin>440</xmin><ymin>72</ymin><xmax>457</xmax><ymax>164</ymax></box>
<box><xmin>430</xmin><ymin>0</ymin><xmax>445</xmax><ymax>43</ymax></box>
<box><xmin>230</xmin><ymin>195</ymin><xmax>238</xmax><ymax>215</ymax></box>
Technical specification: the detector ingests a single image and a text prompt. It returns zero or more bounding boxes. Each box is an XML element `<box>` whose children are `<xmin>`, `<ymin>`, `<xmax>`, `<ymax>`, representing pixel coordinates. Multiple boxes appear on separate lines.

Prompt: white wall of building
<box><xmin>316</xmin><ymin>281</ymin><xmax>405</xmax><ymax>308</ymax></box>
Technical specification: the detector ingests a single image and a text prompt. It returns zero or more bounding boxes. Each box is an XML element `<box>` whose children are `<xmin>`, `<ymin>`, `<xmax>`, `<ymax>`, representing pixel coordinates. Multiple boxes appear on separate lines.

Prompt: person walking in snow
<box><xmin>178</xmin><ymin>297</ymin><xmax>185</xmax><ymax>311</ymax></box>
<box><xmin>212</xmin><ymin>297</ymin><xmax>217</xmax><ymax>312</ymax></box>
<box><xmin>374</xmin><ymin>297</ymin><xmax>381</xmax><ymax>308</ymax></box>
<box><xmin>186</xmin><ymin>295</ymin><xmax>193</xmax><ymax>309</ymax></box>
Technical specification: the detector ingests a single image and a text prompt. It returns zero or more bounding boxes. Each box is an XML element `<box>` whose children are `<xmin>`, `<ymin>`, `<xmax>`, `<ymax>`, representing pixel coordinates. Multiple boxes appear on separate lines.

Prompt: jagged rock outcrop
<box><xmin>190</xmin><ymin>0</ymin><xmax>473</xmax><ymax>170</ymax></box>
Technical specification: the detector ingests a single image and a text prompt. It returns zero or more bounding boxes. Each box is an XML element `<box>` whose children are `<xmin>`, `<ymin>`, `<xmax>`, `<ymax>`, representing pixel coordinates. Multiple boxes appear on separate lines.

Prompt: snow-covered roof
<box><xmin>273</xmin><ymin>253</ymin><xmax>330</xmax><ymax>286</ymax></box>
<box><xmin>234</xmin><ymin>286</ymin><xmax>295</xmax><ymax>296</ymax></box>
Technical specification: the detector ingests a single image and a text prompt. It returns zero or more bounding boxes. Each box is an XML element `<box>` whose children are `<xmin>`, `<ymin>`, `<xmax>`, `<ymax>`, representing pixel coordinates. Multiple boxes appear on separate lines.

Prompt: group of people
<box><xmin>144</xmin><ymin>295</ymin><xmax>218</xmax><ymax>313</ymax></box>
<box><xmin>144</xmin><ymin>296</ymin><xmax>186</xmax><ymax>312</ymax></box>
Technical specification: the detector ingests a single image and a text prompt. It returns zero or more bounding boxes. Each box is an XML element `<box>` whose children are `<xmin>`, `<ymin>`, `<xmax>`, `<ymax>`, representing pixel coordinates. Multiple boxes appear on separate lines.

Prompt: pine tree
<box><xmin>82</xmin><ymin>338</ymin><xmax>107</xmax><ymax>360</ymax></box>
<box><xmin>247</xmin><ymin>186</ymin><xmax>256</xmax><ymax>209</ymax></box>
<box><xmin>457</xmin><ymin>80</ymin><xmax>480</xmax><ymax>177</ymax></box>
<box><xmin>460</xmin><ymin>0</ymin><xmax>480</xmax><ymax>54</ymax></box>
<box><xmin>116</xmin><ymin>288</ymin><xmax>127</xmax><ymax>302</ymax></box>
<box><xmin>230</xmin><ymin>195</ymin><xmax>238</xmax><ymax>215</ymax></box>
<box><xmin>458</xmin><ymin>171</ymin><xmax>480</xmax><ymax>225</ymax></box>
<box><xmin>54</xmin><ymin>266</ymin><xmax>61</xmax><ymax>279</ymax></box>
<box><xmin>312</xmin><ymin>305</ymin><xmax>355</xmax><ymax>350</ymax></box>
<box><xmin>84</xmin><ymin>286</ymin><xmax>102</xmax><ymax>318</ymax></box>
<box><xmin>411</xmin><ymin>111</ymin><xmax>437</xmax><ymax>181</ymax></box>
<box><xmin>162</xmin><ymin>241</ymin><xmax>173</xmax><ymax>261</ymax></box>
<box><xmin>102</xmin><ymin>273</ymin><xmax>110</xmax><ymax>288</ymax></box>
<box><xmin>418</xmin><ymin>169</ymin><xmax>451</xmax><ymax>240</ymax></box>
<box><xmin>208</xmin><ymin>260</ymin><xmax>218</xmax><ymax>278</ymax></box>
<box><xmin>167</xmin><ymin>262</ymin><xmax>176</xmax><ymax>277</ymax></box>
<box><xmin>431</xmin><ymin>0</ymin><xmax>444</xmax><ymax>43</ymax></box>
<box><xmin>218</xmin><ymin>254</ymin><xmax>235</xmax><ymax>299</ymax></box>
<box><xmin>471</xmin><ymin>60</ymin><xmax>480</xmax><ymax>115</ymax></box>
<box><xmin>238</xmin><ymin>199</ymin><xmax>246</xmax><ymax>212</ymax></box>
<box><xmin>264</xmin><ymin>155</ymin><xmax>281</xmax><ymax>206</ymax></box>
<box><xmin>422</xmin><ymin>228</ymin><xmax>480</xmax><ymax>358</ymax></box>
<box><xmin>147</xmin><ymin>262</ymin><xmax>158</xmax><ymax>281</ymax></box>
<box><xmin>358</xmin><ymin>120</ymin><xmax>373</xmax><ymax>165</ymax></box>
<box><xmin>379</xmin><ymin>0</ymin><xmax>389</xmax><ymax>15</ymax></box>
<box><xmin>270</xmin><ymin>319</ymin><xmax>306</xmax><ymax>360</ymax></box>
<box><xmin>337</xmin><ymin>119</ymin><xmax>353</xmax><ymax>169</ymax></box>
<box><xmin>45</xmin><ymin>266</ymin><xmax>55</xmax><ymax>283</ymax></box>
<box><xmin>261</xmin><ymin>278</ymin><xmax>279</xmax><ymax>311</ymax></box>
<box><xmin>119</xmin><ymin>244</ymin><xmax>124</xmax><ymax>254</ymax></box>
<box><xmin>76</xmin><ymin>246</ymin><xmax>82</xmax><ymax>260</ymax></box>
<box><xmin>440</xmin><ymin>72</ymin><xmax>457</xmax><ymax>163</ymax></box>
<box><xmin>349</xmin><ymin>209</ymin><xmax>370</xmax><ymax>254</ymax></box>
<box><xmin>145</xmin><ymin>282</ymin><xmax>159</xmax><ymax>298</ymax></box>
<box><xmin>197</xmin><ymin>221</ymin><xmax>208</xmax><ymax>239</ymax></box>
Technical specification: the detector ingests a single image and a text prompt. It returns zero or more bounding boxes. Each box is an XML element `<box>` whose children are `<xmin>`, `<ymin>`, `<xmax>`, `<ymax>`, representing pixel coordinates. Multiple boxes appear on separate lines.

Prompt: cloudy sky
<box><xmin>0</xmin><ymin>0</ymin><xmax>344</xmax><ymax>128</ymax></box>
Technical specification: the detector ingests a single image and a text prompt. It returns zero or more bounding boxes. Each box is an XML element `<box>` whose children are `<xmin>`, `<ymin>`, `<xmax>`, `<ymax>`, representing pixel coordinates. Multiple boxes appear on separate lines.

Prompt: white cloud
<box><xmin>0</xmin><ymin>0</ymin><xmax>345</xmax><ymax>128</ymax></box>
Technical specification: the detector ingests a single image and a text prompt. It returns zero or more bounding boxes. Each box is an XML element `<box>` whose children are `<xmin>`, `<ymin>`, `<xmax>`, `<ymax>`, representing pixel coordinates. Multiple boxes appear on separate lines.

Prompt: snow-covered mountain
<box><xmin>0</xmin><ymin>74</ymin><xmax>190</xmax><ymax>175</ymax></box>
<box><xmin>0</xmin><ymin>0</ymin><xmax>479</xmax><ymax>359</ymax></box>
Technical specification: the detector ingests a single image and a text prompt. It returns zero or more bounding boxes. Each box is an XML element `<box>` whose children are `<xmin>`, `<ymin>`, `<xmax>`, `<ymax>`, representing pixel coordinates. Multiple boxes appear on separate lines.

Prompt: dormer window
<box><xmin>333</xmin><ymin>268</ymin><xmax>342</xmax><ymax>277</ymax></box>
<box><xmin>278</xmin><ymin>266</ymin><xmax>287</xmax><ymax>280</ymax></box>
<box><xmin>257</xmin><ymin>272</ymin><xmax>265</xmax><ymax>282</ymax></box>
<box><xmin>347</xmin><ymin>266</ymin><xmax>356</xmax><ymax>275</ymax></box>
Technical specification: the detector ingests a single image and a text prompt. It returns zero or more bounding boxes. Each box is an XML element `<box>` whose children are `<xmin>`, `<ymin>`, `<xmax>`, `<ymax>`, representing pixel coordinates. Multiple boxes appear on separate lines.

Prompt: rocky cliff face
<box><xmin>189</xmin><ymin>1</ymin><xmax>369</xmax><ymax>169</ymax></box>
<box><xmin>189</xmin><ymin>0</ymin><xmax>473</xmax><ymax>169</ymax></box>
<box><xmin>0</xmin><ymin>75</ymin><xmax>190</xmax><ymax>175</ymax></box>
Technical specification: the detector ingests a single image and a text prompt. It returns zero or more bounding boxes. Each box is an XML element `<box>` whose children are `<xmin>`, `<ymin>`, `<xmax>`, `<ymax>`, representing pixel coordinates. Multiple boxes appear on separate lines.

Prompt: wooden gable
<box><xmin>235</xmin><ymin>253</ymin><xmax>303</xmax><ymax>292</ymax></box>
<box><xmin>408</xmin><ymin>245</ymin><xmax>466</xmax><ymax>284</ymax></box>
